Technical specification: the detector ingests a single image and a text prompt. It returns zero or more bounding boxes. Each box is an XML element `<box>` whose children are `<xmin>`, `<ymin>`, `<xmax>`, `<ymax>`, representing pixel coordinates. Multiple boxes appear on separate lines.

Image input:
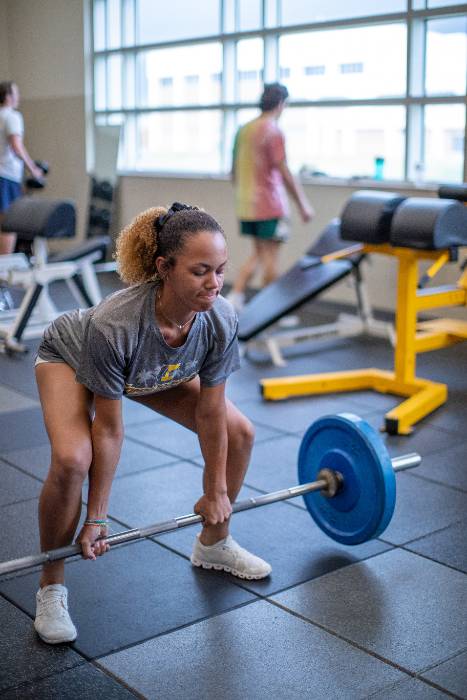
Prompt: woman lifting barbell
<box><xmin>33</xmin><ymin>202</ymin><xmax>271</xmax><ymax>645</ymax></box>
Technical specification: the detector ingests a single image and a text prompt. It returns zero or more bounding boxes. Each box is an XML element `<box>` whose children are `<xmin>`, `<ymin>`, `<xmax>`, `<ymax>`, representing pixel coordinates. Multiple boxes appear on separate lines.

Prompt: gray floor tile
<box><xmin>363</xmin><ymin>412</ymin><xmax>465</xmax><ymax>458</ymax></box>
<box><xmin>0</xmin><ymin>437</ymin><xmax>180</xmax><ymax>482</ymax></box>
<box><xmin>97</xmin><ymin>599</ymin><xmax>405</xmax><ymax>700</ymax></box>
<box><xmin>125</xmin><ymin>419</ymin><xmax>203</xmax><ymax>459</ymax></box>
<box><xmin>239</xmin><ymin>394</ymin><xmax>371</xmax><ymax>435</ymax></box>
<box><xmin>413</xmin><ymin>441</ymin><xmax>467</xmax><ymax>492</ymax></box>
<box><xmin>159</xmin><ymin>497</ymin><xmax>391</xmax><ymax>596</ymax></box>
<box><xmin>124</xmin><ymin>418</ymin><xmax>283</xmax><ymax>468</ymax></box>
<box><xmin>273</xmin><ymin>549</ymin><xmax>467</xmax><ymax>672</ymax></box>
<box><xmin>0</xmin><ymin>407</ymin><xmax>48</xmax><ymax>451</ymax></box>
<box><xmin>242</xmin><ymin>433</ymin><xmax>305</xmax><ymax>492</ymax></box>
<box><xmin>0</xmin><ymin>385</ymin><xmax>39</xmax><ymax>413</ymax></box>
<box><xmin>116</xmin><ymin>437</ymin><xmax>180</xmax><ymax>477</ymax></box>
<box><xmin>0</xmin><ymin>595</ymin><xmax>82</xmax><ymax>692</ymax></box>
<box><xmin>380</xmin><ymin>473</ymin><xmax>467</xmax><ymax>545</ymax></box>
<box><xmin>425</xmin><ymin>390</ymin><xmax>467</xmax><ymax>435</ymax></box>
<box><xmin>0</xmin><ymin>459</ymin><xmax>42</xmax><ymax>506</ymax></box>
<box><xmin>0</xmin><ymin>662</ymin><xmax>138</xmax><ymax>699</ymax></box>
<box><xmin>406</xmin><ymin>519</ymin><xmax>467</xmax><ymax>573</ymax></box>
<box><xmin>0</xmin><ymin>444</ymin><xmax>51</xmax><ymax>481</ymax></box>
<box><xmin>107</xmin><ymin>460</ymin><xmax>206</xmax><ymax>527</ymax></box>
<box><xmin>422</xmin><ymin>651</ymin><xmax>467</xmax><ymax>699</ymax></box>
<box><xmin>0</xmin><ymin>540</ymin><xmax>256</xmax><ymax>659</ymax></box>
<box><xmin>367</xmin><ymin>677</ymin><xmax>452</xmax><ymax>699</ymax></box>
<box><xmin>0</xmin><ymin>340</ymin><xmax>40</xmax><ymax>399</ymax></box>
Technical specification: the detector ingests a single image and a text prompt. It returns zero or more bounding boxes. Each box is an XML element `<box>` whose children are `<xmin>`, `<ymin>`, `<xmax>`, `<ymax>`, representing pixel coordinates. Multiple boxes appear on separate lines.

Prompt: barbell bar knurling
<box><xmin>0</xmin><ymin>452</ymin><xmax>420</xmax><ymax>577</ymax></box>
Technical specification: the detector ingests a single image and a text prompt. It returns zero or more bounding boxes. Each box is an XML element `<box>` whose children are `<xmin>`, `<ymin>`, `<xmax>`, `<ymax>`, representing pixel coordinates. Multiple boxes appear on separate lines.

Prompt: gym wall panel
<box><xmin>0</xmin><ymin>1</ymin><xmax>10</xmax><ymax>76</ymax></box>
<box><xmin>3</xmin><ymin>0</ymin><xmax>88</xmax><ymax>240</ymax></box>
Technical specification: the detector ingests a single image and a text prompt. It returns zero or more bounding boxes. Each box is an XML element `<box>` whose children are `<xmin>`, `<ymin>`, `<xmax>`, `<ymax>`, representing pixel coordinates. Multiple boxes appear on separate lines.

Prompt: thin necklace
<box><xmin>156</xmin><ymin>291</ymin><xmax>196</xmax><ymax>332</ymax></box>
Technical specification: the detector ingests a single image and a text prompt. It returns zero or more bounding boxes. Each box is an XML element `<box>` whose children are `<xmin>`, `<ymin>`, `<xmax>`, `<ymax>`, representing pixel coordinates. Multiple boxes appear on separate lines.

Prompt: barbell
<box><xmin>0</xmin><ymin>413</ymin><xmax>420</xmax><ymax>577</ymax></box>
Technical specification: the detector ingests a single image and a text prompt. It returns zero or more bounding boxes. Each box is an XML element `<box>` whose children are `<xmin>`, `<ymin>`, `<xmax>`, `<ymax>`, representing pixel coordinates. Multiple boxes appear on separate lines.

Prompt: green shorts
<box><xmin>240</xmin><ymin>219</ymin><xmax>289</xmax><ymax>242</ymax></box>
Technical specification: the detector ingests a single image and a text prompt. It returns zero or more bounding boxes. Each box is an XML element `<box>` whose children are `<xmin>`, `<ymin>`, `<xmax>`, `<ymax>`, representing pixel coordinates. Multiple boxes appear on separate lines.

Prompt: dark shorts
<box><xmin>240</xmin><ymin>218</ymin><xmax>289</xmax><ymax>242</ymax></box>
<box><xmin>0</xmin><ymin>176</ymin><xmax>22</xmax><ymax>214</ymax></box>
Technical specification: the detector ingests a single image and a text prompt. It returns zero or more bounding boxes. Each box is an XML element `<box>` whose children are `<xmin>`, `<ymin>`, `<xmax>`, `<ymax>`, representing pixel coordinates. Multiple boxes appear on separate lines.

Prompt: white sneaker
<box><xmin>191</xmin><ymin>534</ymin><xmax>272</xmax><ymax>580</ymax></box>
<box><xmin>34</xmin><ymin>584</ymin><xmax>77</xmax><ymax>644</ymax></box>
<box><xmin>226</xmin><ymin>291</ymin><xmax>245</xmax><ymax>312</ymax></box>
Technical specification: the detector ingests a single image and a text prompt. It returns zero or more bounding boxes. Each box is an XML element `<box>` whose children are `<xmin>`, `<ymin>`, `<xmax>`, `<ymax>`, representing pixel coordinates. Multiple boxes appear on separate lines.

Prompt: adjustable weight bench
<box><xmin>0</xmin><ymin>196</ymin><xmax>109</xmax><ymax>353</ymax></box>
<box><xmin>237</xmin><ymin>217</ymin><xmax>394</xmax><ymax>366</ymax></box>
<box><xmin>261</xmin><ymin>189</ymin><xmax>467</xmax><ymax>434</ymax></box>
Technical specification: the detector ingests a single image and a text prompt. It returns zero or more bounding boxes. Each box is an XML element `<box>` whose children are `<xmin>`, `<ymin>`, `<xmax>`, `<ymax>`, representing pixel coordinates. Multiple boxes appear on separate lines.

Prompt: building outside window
<box><xmin>91</xmin><ymin>0</ymin><xmax>467</xmax><ymax>183</ymax></box>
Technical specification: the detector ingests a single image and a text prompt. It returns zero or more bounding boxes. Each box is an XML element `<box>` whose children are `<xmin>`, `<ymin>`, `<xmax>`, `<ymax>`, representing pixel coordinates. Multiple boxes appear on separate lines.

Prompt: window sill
<box><xmin>118</xmin><ymin>169</ymin><xmax>441</xmax><ymax>193</ymax></box>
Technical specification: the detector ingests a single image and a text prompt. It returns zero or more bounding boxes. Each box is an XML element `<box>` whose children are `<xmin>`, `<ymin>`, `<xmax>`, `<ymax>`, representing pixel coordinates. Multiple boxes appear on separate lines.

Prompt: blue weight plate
<box><xmin>297</xmin><ymin>413</ymin><xmax>396</xmax><ymax>545</ymax></box>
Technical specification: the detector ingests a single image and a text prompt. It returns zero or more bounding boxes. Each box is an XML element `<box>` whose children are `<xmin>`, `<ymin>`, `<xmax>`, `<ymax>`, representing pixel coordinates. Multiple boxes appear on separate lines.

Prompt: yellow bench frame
<box><xmin>260</xmin><ymin>244</ymin><xmax>467</xmax><ymax>435</ymax></box>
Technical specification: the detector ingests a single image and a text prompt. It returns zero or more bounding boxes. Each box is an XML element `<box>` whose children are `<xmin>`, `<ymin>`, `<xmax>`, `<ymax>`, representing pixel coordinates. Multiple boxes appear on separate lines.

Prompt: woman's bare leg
<box><xmin>132</xmin><ymin>378</ymin><xmax>255</xmax><ymax>544</ymax></box>
<box><xmin>36</xmin><ymin>363</ymin><xmax>94</xmax><ymax>586</ymax></box>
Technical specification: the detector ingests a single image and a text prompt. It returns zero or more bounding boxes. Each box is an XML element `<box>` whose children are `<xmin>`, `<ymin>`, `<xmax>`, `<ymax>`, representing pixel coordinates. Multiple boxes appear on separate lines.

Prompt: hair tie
<box><xmin>154</xmin><ymin>202</ymin><xmax>198</xmax><ymax>235</ymax></box>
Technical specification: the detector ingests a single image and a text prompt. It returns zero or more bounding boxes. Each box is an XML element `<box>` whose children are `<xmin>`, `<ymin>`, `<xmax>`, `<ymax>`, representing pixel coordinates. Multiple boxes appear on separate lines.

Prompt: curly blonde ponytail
<box><xmin>115</xmin><ymin>206</ymin><xmax>167</xmax><ymax>285</ymax></box>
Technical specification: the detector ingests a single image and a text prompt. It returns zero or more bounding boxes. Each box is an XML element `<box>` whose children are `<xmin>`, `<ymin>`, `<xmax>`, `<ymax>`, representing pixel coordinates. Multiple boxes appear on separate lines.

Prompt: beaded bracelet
<box><xmin>84</xmin><ymin>519</ymin><xmax>109</xmax><ymax>527</ymax></box>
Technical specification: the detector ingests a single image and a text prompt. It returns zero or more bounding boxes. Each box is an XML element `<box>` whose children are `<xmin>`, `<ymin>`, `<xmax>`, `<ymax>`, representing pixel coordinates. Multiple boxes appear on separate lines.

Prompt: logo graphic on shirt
<box><xmin>126</xmin><ymin>361</ymin><xmax>199</xmax><ymax>396</ymax></box>
<box><xmin>159</xmin><ymin>363</ymin><xmax>181</xmax><ymax>382</ymax></box>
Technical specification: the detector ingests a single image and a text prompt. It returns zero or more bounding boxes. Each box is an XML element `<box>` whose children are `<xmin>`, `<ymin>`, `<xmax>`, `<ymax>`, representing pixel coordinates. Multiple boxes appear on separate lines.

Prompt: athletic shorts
<box><xmin>240</xmin><ymin>218</ymin><xmax>290</xmax><ymax>242</ymax></box>
<box><xmin>0</xmin><ymin>176</ymin><xmax>22</xmax><ymax>214</ymax></box>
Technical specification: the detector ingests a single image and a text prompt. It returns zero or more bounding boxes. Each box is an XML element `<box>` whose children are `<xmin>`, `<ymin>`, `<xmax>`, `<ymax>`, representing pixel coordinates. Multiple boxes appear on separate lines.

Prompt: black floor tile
<box><xmin>273</xmin><ymin>549</ymin><xmax>467</xmax><ymax>673</ymax></box>
<box><xmin>158</xmin><ymin>497</ymin><xmax>391</xmax><ymax>596</ymax></box>
<box><xmin>0</xmin><ymin>340</ymin><xmax>40</xmax><ymax>398</ymax></box>
<box><xmin>424</xmin><ymin>392</ymin><xmax>467</xmax><ymax>446</ymax></box>
<box><xmin>0</xmin><ymin>662</ymin><xmax>138</xmax><ymax>699</ymax></box>
<box><xmin>0</xmin><ymin>499</ymin><xmax>124</xmax><ymax>582</ymax></box>
<box><xmin>363</xmin><ymin>412</ymin><xmax>465</xmax><ymax>458</ymax></box>
<box><xmin>368</xmin><ymin>677</ymin><xmax>453</xmax><ymax>699</ymax></box>
<box><xmin>413</xmin><ymin>441</ymin><xmax>467</xmax><ymax>492</ymax></box>
<box><xmin>242</xmin><ymin>433</ymin><xmax>305</xmax><ymax>493</ymax></box>
<box><xmin>126</xmin><ymin>415</ymin><xmax>281</xmax><ymax>461</ymax></box>
<box><xmin>97</xmin><ymin>599</ymin><xmax>406</xmax><ymax>700</ymax></box>
<box><xmin>0</xmin><ymin>459</ymin><xmax>42</xmax><ymax>506</ymax></box>
<box><xmin>405</xmin><ymin>519</ymin><xmax>467</xmax><ymax>573</ymax></box>
<box><xmin>0</xmin><ymin>540</ymin><xmax>257</xmax><ymax>659</ymax></box>
<box><xmin>380</xmin><ymin>473</ymin><xmax>467</xmax><ymax>546</ymax></box>
<box><xmin>0</xmin><ymin>596</ymin><xmax>82</xmax><ymax>692</ymax></box>
<box><xmin>0</xmin><ymin>407</ymin><xmax>48</xmax><ymax>451</ymax></box>
<box><xmin>0</xmin><ymin>437</ymin><xmax>180</xmax><ymax>482</ymax></box>
<box><xmin>421</xmin><ymin>651</ymin><xmax>467</xmax><ymax>699</ymax></box>
<box><xmin>239</xmin><ymin>394</ymin><xmax>373</xmax><ymax>435</ymax></box>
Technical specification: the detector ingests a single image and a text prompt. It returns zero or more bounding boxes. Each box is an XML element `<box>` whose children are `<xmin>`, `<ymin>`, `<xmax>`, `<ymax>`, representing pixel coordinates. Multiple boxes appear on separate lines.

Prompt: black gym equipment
<box><xmin>0</xmin><ymin>197</ymin><xmax>109</xmax><ymax>352</ymax></box>
<box><xmin>237</xmin><ymin>220</ymin><xmax>364</xmax><ymax>342</ymax></box>
<box><xmin>25</xmin><ymin>159</ymin><xmax>49</xmax><ymax>189</ymax></box>
<box><xmin>0</xmin><ymin>414</ymin><xmax>421</xmax><ymax>577</ymax></box>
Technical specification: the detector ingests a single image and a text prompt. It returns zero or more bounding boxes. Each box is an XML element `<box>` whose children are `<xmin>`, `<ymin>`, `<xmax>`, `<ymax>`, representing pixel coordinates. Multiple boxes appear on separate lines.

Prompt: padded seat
<box><xmin>340</xmin><ymin>190</ymin><xmax>406</xmax><ymax>243</ymax></box>
<box><xmin>1</xmin><ymin>197</ymin><xmax>76</xmax><ymax>240</ymax></box>
<box><xmin>390</xmin><ymin>198</ymin><xmax>467</xmax><ymax>250</ymax></box>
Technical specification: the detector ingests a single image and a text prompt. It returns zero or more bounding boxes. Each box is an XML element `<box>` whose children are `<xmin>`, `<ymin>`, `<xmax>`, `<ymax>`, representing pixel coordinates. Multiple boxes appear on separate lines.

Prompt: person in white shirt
<box><xmin>0</xmin><ymin>81</ymin><xmax>42</xmax><ymax>254</ymax></box>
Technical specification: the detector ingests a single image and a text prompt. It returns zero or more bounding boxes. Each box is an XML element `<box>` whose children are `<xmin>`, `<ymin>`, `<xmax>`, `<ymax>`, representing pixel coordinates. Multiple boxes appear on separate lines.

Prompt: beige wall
<box><xmin>3</xmin><ymin>0</ymin><xmax>88</xmax><ymax>241</ymax></box>
<box><xmin>0</xmin><ymin>0</ymin><xmax>10</xmax><ymax>76</ymax></box>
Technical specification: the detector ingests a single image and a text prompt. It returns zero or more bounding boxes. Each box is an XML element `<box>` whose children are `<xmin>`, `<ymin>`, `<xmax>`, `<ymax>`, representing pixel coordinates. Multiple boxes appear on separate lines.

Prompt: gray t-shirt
<box><xmin>38</xmin><ymin>282</ymin><xmax>240</xmax><ymax>399</ymax></box>
<box><xmin>0</xmin><ymin>107</ymin><xmax>24</xmax><ymax>183</ymax></box>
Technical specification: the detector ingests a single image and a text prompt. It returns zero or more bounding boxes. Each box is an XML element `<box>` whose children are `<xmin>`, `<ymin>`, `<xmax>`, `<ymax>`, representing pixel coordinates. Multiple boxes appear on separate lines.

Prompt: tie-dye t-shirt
<box><xmin>232</xmin><ymin>116</ymin><xmax>288</xmax><ymax>221</ymax></box>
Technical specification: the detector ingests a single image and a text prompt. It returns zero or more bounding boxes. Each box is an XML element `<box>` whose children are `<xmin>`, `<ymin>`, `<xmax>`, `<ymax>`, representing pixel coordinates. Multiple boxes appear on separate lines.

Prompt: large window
<box><xmin>92</xmin><ymin>0</ymin><xmax>467</xmax><ymax>183</ymax></box>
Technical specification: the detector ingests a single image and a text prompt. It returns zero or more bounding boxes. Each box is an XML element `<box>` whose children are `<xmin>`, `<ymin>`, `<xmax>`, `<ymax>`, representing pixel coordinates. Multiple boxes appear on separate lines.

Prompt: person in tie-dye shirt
<box><xmin>228</xmin><ymin>83</ymin><xmax>314</xmax><ymax>310</ymax></box>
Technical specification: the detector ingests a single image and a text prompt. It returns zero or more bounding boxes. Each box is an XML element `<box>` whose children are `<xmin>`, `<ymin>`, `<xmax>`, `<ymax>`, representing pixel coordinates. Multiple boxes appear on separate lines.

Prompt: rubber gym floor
<box><xmin>0</xmin><ymin>274</ymin><xmax>466</xmax><ymax>699</ymax></box>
